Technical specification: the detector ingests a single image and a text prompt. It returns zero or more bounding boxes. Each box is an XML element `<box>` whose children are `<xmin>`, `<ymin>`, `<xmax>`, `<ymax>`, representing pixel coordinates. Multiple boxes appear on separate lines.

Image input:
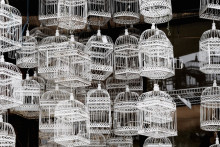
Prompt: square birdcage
<box><xmin>200</xmin><ymin>0</ymin><xmax>220</xmax><ymax>20</ymax></box>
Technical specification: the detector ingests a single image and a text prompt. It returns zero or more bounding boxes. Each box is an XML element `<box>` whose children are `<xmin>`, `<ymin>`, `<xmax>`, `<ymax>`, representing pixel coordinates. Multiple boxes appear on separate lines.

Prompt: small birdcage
<box><xmin>54</xmin><ymin>93</ymin><xmax>90</xmax><ymax>146</ymax></box>
<box><xmin>16</xmin><ymin>30</ymin><xmax>38</xmax><ymax>68</ymax></box>
<box><xmin>39</xmin><ymin>84</ymin><xmax>70</xmax><ymax>133</ymax></box>
<box><xmin>87</xmin><ymin>0</ymin><xmax>111</xmax><ymax>26</ymax></box>
<box><xmin>0</xmin><ymin>0</ymin><xmax>22</xmax><ymax>52</ymax></box>
<box><xmin>200</xmin><ymin>0</ymin><xmax>220</xmax><ymax>20</ymax></box>
<box><xmin>139</xmin><ymin>24</ymin><xmax>175</xmax><ymax>80</ymax></box>
<box><xmin>38</xmin><ymin>30</ymin><xmax>69</xmax><ymax>80</ymax></box>
<box><xmin>143</xmin><ymin>137</ymin><xmax>172</xmax><ymax>147</ymax></box>
<box><xmin>107</xmin><ymin>136</ymin><xmax>133</xmax><ymax>147</ymax></box>
<box><xmin>86</xmin><ymin>84</ymin><xmax>111</xmax><ymax>134</ymax></box>
<box><xmin>30</xmin><ymin>25</ymin><xmax>54</xmax><ymax>42</ymax></box>
<box><xmin>86</xmin><ymin>30</ymin><xmax>114</xmax><ymax>81</ymax></box>
<box><xmin>200</xmin><ymin>80</ymin><xmax>220</xmax><ymax>131</ymax></box>
<box><xmin>210</xmin><ymin>136</ymin><xmax>220</xmax><ymax>147</ymax></box>
<box><xmin>112</xmin><ymin>0</ymin><xmax>140</xmax><ymax>25</ymax></box>
<box><xmin>137</xmin><ymin>84</ymin><xmax>177</xmax><ymax>138</ymax></box>
<box><xmin>139</xmin><ymin>0</ymin><xmax>172</xmax><ymax>24</ymax></box>
<box><xmin>115</xmin><ymin>29</ymin><xmax>140</xmax><ymax>80</ymax></box>
<box><xmin>32</xmin><ymin>71</ymin><xmax>46</xmax><ymax>95</ymax></box>
<box><xmin>113</xmin><ymin>85</ymin><xmax>139</xmax><ymax>136</ymax></box>
<box><xmin>39</xmin><ymin>0</ymin><xmax>58</xmax><ymax>26</ymax></box>
<box><xmin>58</xmin><ymin>0</ymin><xmax>87</xmax><ymax>30</ymax></box>
<box><xmin>199</xmin><ymin>22</ymin><xmax>220</xmax><ymax>74</ymax></box>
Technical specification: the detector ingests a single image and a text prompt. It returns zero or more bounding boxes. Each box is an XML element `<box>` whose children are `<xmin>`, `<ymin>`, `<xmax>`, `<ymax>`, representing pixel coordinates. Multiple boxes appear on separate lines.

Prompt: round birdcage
<box><xmin>86</xmin><ymin>30</ymin><xmax>114</xmax><ymax>81</ymax></box>
<box><xmin>32</xmin><ymin>71</ymin><xmax>46</xmax><ymax>95</ymax></box>
<box><xmin>54</xmin><ymin>93</ymin><xmax>90</xmax><ymax>146</ymax></box>
<box><xmin>16</xmin><ymin>30</ymin><xmax>38</xmax><ymax>68</ymax></box>
<box><xmin>210</xmin><ymin>136</ymin><xmax>220</xmax><ymax>147</ymax></box>
<box><xmin>39</xmin><ymin>0</ymin><xmax>58</xmax><ymax>26</ymax></box>
<box><xmin>107</xmin><ymin>136</ymin><xmax>133</xmax><ymax>147</ymax></box>
<box><xmin>57</xmin><ymin>0</ymin><xmax>87</xmax><ymax>30</ymax></box>
<box><xmin>137</xmin><ymin>84</ymin><xmax>177</xmax><ymax>138</ymax></box>
<box><xmin>140</xmin><ymin>0</ymin><xmax>172</xmax><ymax>24</ymax></box>
<box><xmin>0</xmin><ymin>0</ymin><xmax>22</xmax><ymax>52</ymax></box>
<box><xmin>112</xmin><ymin>0</ymin><xmax>140</xmax><ymax>25</ymax></box>
<box><xmin>113</xmin><ymin>85</ymin><xmax>139</xmax><ymax>136</ymax></box>
<box><xmin>143</xmin><ymin>137</ymin><xmax>172</xmax><ymax>147</ymax></box>
<box><xmin>38</xmin><ymin>30</ymin><xmax>69</xmax><ymax>80</ymax></box>
<box><xmin>119</xmin><ymin>25</ymin><xmax>141</xmax><ymax>39</ymax></box>
<box><xmin>139</xmin><ymin>24</ymin><xmax>175</xmax><ymax>80</ymax></box>
<box><xmin>115</xmin><ymin>29</ymin><xmax>140</xmax><ymax>80</ymax></box>
<box><xmin>200</xmin><ymin>80</ymin><xmax>220</xmax><ymax>131</ymax></box>
<box><xmin>199</xmin><ymin>22</ymin><xmax>220</xmax><ymax>74</ymax></box>
<box><xmin>86</xmin><ymin>84</ymin><xmax>111</xmax><ymax>134</ymax></box>
<box><xmin>39</xmin><ymin>84</ymin><xmax>70</xmax><ymax>133</ymax></box>
<box><xmin>87</xmin><ymin>0</ymin><xmax>111</xmax><ymax>26</ymax></box>
<box><xmin>29</xmin><ymin>25</ymin><xmax>54</xmax><ymax>42</ymax></box>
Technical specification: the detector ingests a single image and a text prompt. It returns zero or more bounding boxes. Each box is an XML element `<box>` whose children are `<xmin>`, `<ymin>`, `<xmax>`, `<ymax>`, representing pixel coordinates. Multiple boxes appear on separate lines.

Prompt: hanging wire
<box><xmin>167</xmin><ymin>21</ymin><xmax>171</xmax><ymax>36</ymax></box>
<box><xmin>22</xmin><ymin>0</ymin><xmax>30</xmax><ymax>35</ymax></box>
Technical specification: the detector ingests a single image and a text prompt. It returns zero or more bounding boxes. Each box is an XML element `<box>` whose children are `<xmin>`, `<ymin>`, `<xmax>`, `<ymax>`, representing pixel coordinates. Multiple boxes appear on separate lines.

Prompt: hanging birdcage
<box><xmin>32</xmin><ymin>71</ymin><xmax>46</xmax><ymax>95</ymax></box>
<box><xmin>87</xmin><ymin>0</ymin><xmax>111</xmax><ymax>26</ymax></box>
<box><xmin>200</xmin><ymin>0</ymin><xmax>220</xmax><ymax>20</ymax></box>
<box><xmin>86</xmin><ymin>30</ymin><xmax>114</xmax><ymax>81</ymax></box>
<box><xmin>139</xmin><ymin>24</ymin><xmax>175</xmax><ymax>80</ymax></box>
<box><xmin>113</xmin><ymin>85</ymin><xmax>139</xmax><ymax>136</ymax></box>
<box><xmin>137</xmin><ymin>84</ymin><xmax>177</xmax><ymax>138</ymax></box>
<box><xmin>54</xmin><ymin>93</ymin><xmax>90</xmax><ymax>146</ymax></box>
<box><xmin>39</xmin><ymin>84</ymin><xmax>70</xmax><ymax>133</ymax></box>
<box><xmin>29</xmin><ymin>25</ymin><xmax>54</xmax><ymax>42</ymax></box>
<box><xmin>0</xmin><ymin>0</ymin><xmax>22</xmax><ymax>52</ymax></box>
<box><xmin>200</xmin><ymin>80</ymin><xmax>220</xmax><ymax>131</ymax></box>
<box><xmin>139</xmin><ymin>0</ymin><xmax>172</xmax><ymax>24</ymax></box>
<box><xmin>112</xmin><ymin>0</ymin><xmax>140</xmax><ymax>25</ymax></box>
<box><xmin>199</xmin><ymin>22</ymin><xmax>220</xmax><ymax>74</ymax></box>
<box><xmin>57</xmin><ymin>0</ymin><xmax>87</xmax><ymax>30</ymax></box>
<box><xmin>38</xmin><ymin>30</ymin><xmax>69</xmax><ymax>80</ymax></box>
<box><xmin>143</xmin><ymin>137</ymin><xmax>172</xmax><ymax>147</ymax></box>
<box><xmin>86</xmin><ymin>84</ymin><xmax>111</xmax><ymax>134</ymax></box>
<box><xmin>115</xmin><ymin>29</ymin><xmax>140</xmax><ymax>80</ymax></box>
<box><xmin>39</xmin><ymin>0</ymin><xmax>58</xmax><ymax>26</ymax></box>
<box><xmin>16</xmin><ymin>30</ymin><xmax>38</xmax><ymax>68</ymax></box>
<box><xmin>210</xmin><ymin>136</ymin><xmax>220</xmax><ymax>147</ymax></box>
<box><xmin>107</xmin><ymin>136</ymin><xmax>133</xmax><ymax>147</ymax></box>
<box><xmin>54</xmin><ymin>35</ymin><xmax>91</xmax><ymax>88</ymax></box>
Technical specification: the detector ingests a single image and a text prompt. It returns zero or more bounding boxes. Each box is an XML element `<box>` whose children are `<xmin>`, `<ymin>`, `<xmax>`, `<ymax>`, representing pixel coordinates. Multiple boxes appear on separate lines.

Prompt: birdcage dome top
<box><xmin>87</xmin><ymin>30</ymin><xmax>114</xmax><ymax>44</ymax></box>
<box><xmin>29</xmin><ymin>26</ymin><xmax>53</xmax><ymax>37</ymax></box>
<box><xmin>87</xmin><ymin>84</ymin><xmax>111</xmax><ymax>102</ymax></box>
<box><xmin>32</xmin><ymin>72</ymin><xmax>45</xmax><ymax>86</ymax></box>
<box><xmin>107</xmin><ymin>136</ymin><xmax>133</xmax><ymax>146</ymax></box>
<box><xmin>39</xmin><ymin>30</ymin><xmax>68</xmax><ymax>45</ymax></box>
<box><xmin>114</xmin><ymin>86</ymin><xmax>139</xmax><ymax>103</ymax></box>
<box><xmin>120</xmin><ymin>26</ymin><xmax>141</xmax><ymax>38</ymax></box>
<box><xmin>200</xmin><ymin>23</ymin><xmax>220</xmax><ymax>42</ymax></box>
<box><xmin>68</xmin><ymin>35</ymin><xmax>85</xmax><ymax>51</ymax></box>
<box><xmin>22</xmin><ymin>32</ymin><xmax>38</xmax><ymax>45</ymax></box>
<box><xmin>201</xmin><ymin>80</ymin><xmax>220</xmax><ymax>102</ymax></box>
<box><xmin>143</xmin><ymin>137</ymin><xmax>172</xmax><ymax>147</ymax></box>
<box><xmin>22</xmin><ymin>74</ymin><xmax>40</xmax><ymax>91</ymax></box>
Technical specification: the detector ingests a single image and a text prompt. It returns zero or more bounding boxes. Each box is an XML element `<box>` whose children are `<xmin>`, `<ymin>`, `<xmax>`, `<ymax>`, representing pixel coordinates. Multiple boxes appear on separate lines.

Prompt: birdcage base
<box><xmin>0</xmin><ymin>96</ymin><xmax>23</xmax><ymax>110</ymax></box>
<box><xmin>114</xmin><ymin>127</ymin><xmax>139</xmax><ymax>136</ymax></box>
<box><xmin>140</xmin><ymin>69</ymin><xmax>174</xmax><ymax>79</ymax></box>
<box><xmin>201</xmin><ymin>121</ymin><xmax>220</xmax><ymax>131</ymax></box>
<box><xmin>113</xmin><ymin>12</ymin><xmax>140</xmax><ymax>25</ymax></box>
<box><xmin>54</xmin><ymin>135</ymin><xmax>90</xmax><ymax>147</ymax></box>
<box><xmin>12</xmin><ymin>104</ymin><xmax>39</xmax><ymax>111</ymax></box>
<box><xmin>10</xmin><ymin>111</ymin><xmax>39</xmax><ymax>119</ymax></box>
<box><xmin>200</xmin><ymin>65</ymin><xmax>220</xmax><ymax>74</ymax></box>
<box><xmin>92</xmin><ymin>72</ymin><xmax>112</xmax><ymax>81</ymax></box>
<box><xmin>0</xmin><ymin>135</ymin><xmax>16</xmax><ymax>146</ymax></box>
<box><xmin>54</xmin><ymin>77</ymin><xmax>91</xmax><ymax>88</ymax></box>
<box><xmin>90</xmin><ymin>128</ymin><xmax>111</xmax><ymax>134</ymax></box>
<box><xmin>115</xmin><ymin>71</ymin><xmax>140</xmax><ymax>80</ymax></box>
<box><xmin>58</xmin><ymin>18</ymin><xmax>86</xmax><ymax>30</ymax></box>
<box><xmin>88</xmin><ymin>11</ymin><xmax>111</xmax><ymax>26</ymax></box>
<box><xmin>200</xmin><ymin>4</ymin><xmax>220</xmax><ymax>21</ymax></box>
<box><xmin>138</xmin><ymin>128</ymin><xmax>177</xmax><ymax>138</ymax></box>
<box><xmin>39</xmin><ymin>14</ymin><xmax>58</xmax><ymax>26</ymax></box>
<box><xmin>144</xmin><ymin>15</ymin><xmax>172</xmax><ymax>24</ymax></box>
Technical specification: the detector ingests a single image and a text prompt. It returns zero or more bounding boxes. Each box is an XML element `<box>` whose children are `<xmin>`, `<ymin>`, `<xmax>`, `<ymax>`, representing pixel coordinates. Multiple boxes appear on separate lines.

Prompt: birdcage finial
<box><xmin>153</xmin><ymin>84</ymin><xmax>160</xmax><ymax>91</ymax></box>
<box><xmin>98</xmin><ymin>84</ymin><xmax>101</xmax><ymax>90</ymax></box>
<box><xmin>212</xmin><ymin>22</ymin><xmax>216</xmax><ymax>30</ymax></box>
<box><xmin>26</xmin><ymin>73</ymin><xmax>30</xmax><ymax>80</ymax></box>
<box><xmin>97</xmin><ymin>29</ymin><xmax>101</xmax><ymax>36</ymax></box>
<box><xmin>26</xmin><ymin>29</ymin><xmax>30</xmax><ymax>36</ymax></box>
<box><xmin>126</xmin><ymin>85</ymin><xmax>130</xmax><ymax>92</ymax></box>
<box><xmin>34</xmin><ymin>71</ymin><xmax>37</xmax><ymax>77</ymax></box>
<box><xmin>55</xmin><ymin>29</ymin><xmax>59</xmax><ymax>36</ymax></box>
<box><xmin>151</xmin><ymin>23</ymin><xmax>156</xmax><ymax>29</ymax></box>
<box><xmin>125</xmin><ymin>29</ymin><xmax>129</xmax><ymax>35</ymax></box>
<box><xmin>55</xmin><ymin>84</ymin><xmax>59</xmax><ymax>90</ymax></box>
<box><xmin>1</xmin><ymin>0</ymin><xmax>5</xmax><ymax>4</ymax></box>
<box><xmin>213</xmin><ymin>80</ymin><xmax>217</xmax><ymax>87</ymax></box>
<box><xmin>0</xmin><ymin>55</ymin><xmax>4</xmax><ymax>62</ymax></box>
<box><xmin>70</xmin><ymin>35</ymin><xmax>75</xmax><ymax>42</ymax></box>
<box><xmin>0</xmin><ymin>115</ymin><xmax>3</xmax><ymax>122</ymax></box>
<box><xmin>70</xmin><ymin>93</ymin><xmax>74</xmax><ymax>101</ymax></box>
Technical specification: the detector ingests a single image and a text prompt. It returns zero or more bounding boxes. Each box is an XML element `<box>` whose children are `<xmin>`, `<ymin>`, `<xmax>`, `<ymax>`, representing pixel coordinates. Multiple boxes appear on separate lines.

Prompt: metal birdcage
<box><xmin>57</xmin><ymin>0</ymin><xmax>87</xmax><ymax>30</ymax></box>
<box><xmin>16</xmin><ymin>30</ymin><xmax>38</xmax><ymax>68</ymax></box>
<box><xmin>0</xmin><ymin>0</ymin><xmax>22</xmax><ymax>53</ymax></box>
<box><xmin>143</xmin><ymin>137</ymin><xmax>172</xmax><ymax>147</ymax></box>
<box><xmin>86</xmin><ymin>84</ymin><xmax>111</xmax><ymax>134</ymax></box>
<box><xmin>115</xmin><ymin>29</ymin><xmax>140</xmax><ymax>80</ymax></box>
<box><xmin>38</xmin><ymin>30</ymin><xmax>69</xmax><ymax>80</ymax></box>
<box><xmin>200</xmin><ymin>0</ymin><xmax>220</xmax><ymax>20</ymax></box>
<box><xmin>39</xmin><ymin>0</ymin><xmax>58</xmax><ymax>26</ymax></box>
<box><xmin>29</xmin><ymin>25</ymin><xmax>54</xmax><ymax>42</ymax></box>
<box><xmin>87</xmin><ymin>0</ymin><xmax>111</xmax><ymax>26</ymax></box>
<box><xmin>54</xmin><ymin>93</ymin><xmax>90</xmax><ymax>146</ymax></box>
<box><xmin>86</xmin><ymin>30</ymin><xmax>114</xmax><ymax>81</ymax></box>
<box><xmin>200</xmin><ymin>80</ymin><xmax>220</xmax><ymax>131</ymax></box>
<box><xmin>139</xmin><ymin>24</ymin><xmax>175</xmax><ymax>80</ymax></box>
<box><xmin>210</xmin><ymin>136</ymin><xmax>220</xmax><ymax>147</ymax></box>
<box><xmin>137</xmin><ymin>84</ymin><xmax>177</xmax><ymax>138</ymax></box>
<box><xmin>139</xmin><ymin>0</ymin><xmax>172</xmax><ymax>24</ymax></box>
<box><xmin>112</xmin><ymin>0</ymin><xmax>140</xmax><ymax>25</ymax></box>
<box><xmin>106</xmin><ymin>136</ymin><xmax>133</xmax><ymax>147</ymax></box>
<box><xmin>199</xmin><ymin>22</ymin><xmax>220</xmax><ymax>74</ymax></box>
<box><xmin>32</xmin><ymin>71</ymin><xmax>46</xmax><ymax>95</ymax></box>
<box><xmin>113</xmin><ymin>85</ymin><xmax>139</xmax><ymax>136</ymax></box>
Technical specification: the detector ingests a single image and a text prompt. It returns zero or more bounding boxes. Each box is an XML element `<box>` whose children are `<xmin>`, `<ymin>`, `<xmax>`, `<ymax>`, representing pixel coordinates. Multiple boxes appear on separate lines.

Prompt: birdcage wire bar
<box><xmin>143</xmin><ymin>137</ymin><xmax>172</xmax><ymax>147</ymax></box>
<box><xmin>200</xmin><ymin>0</ymin><xmax>220</xmax><ymax>21</ymax></box>
<box><xmin>210</xmin><ymin>136</ymin><xmax>220</xmax><ymax>147</ymax></box>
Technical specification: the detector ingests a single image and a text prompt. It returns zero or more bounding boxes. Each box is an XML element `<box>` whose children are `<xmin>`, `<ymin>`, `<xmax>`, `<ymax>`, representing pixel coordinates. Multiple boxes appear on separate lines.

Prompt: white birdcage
<box><xmin>0</xmin><ymin>0</ymin><xmax>22</xmax><ymax>52</ymax></box>
<box><xmin>87</xmin><ymin>0</ymin><xmax>111</xmax><ymax>26</ymax></box>
<box><xmin>39</xmin><ymin>84</ymin><xmax>70</xmax><ymax>133</ymax></box>
<box><xmin>32</xmin><ymin>71</ymin><xmax>46</xmax><ymax>95</ymax></box>
<box><xmin>137</xmin><ymin>84</ymin><xmax>177</xmax><ymax>138</ymax></box>
<box><xmin>139</xmin><ymin>24</ymin><xmax>175</xmax><ymax>80</ymax></box>
<box><xmin>199</xmin><ymin>22</ymin><xmax>220</xmax><ymax>74</ymax></box>
<box><xmin>210</xmin><ymin>136</ymin><xmax>220</xmax><ymax>147</ymax></box>
<box><xmin>143</xmin><ymin>137</ymin><xmax>172</xmax><ymax>147</ymax></box>
<box><xmin>107</xmin><ymin>136</ymin><xmax>133</xmax><ymax>147</ymax></box>
<box><xmin>115</xmin><ymin>29</ymin><xmax>140</xmax><ymax>80</ymax></box>
<box><xmin>200</xmin><ymin>80</ymin><xmax>220</xmax><ymax>131</ymax></box>
<box><xmin>57</xmin><ymin>0</ymin><xmax>87</xmax><ymax>30</ymax></box>
<box><xmin>39</xmin><ymin>0</ymin><xmax>58</xmax><ymax>26</ymax></box>
<box><xmin>113</xmin><ymin>85</ymin><xmax>139</xmax><ymax>136</ymax></box>
<box><xmin>86</xmin><ymin>84</ymin><xmax>111</xmax><ymax>134</ymax></box>
<box><xmin>11</xmin><ymin>73</ymin><xmax>41</xmax><ymax>119</ymax></box>
<box><xmin>200</xmin><ymin>0</ymin><xmax>220</xmax><ymax>20</ymax></box>
<box><xmin>54</xmin><ymin>93</ymin><xmax>90</xmax><ymax>146</ymax></box>
<box><xmin>16</xmin><ymin>30</ymin><xmax>38</xmax><ymax>68</ymax></box>
<box><xmin>112</xmin><ymin>0</ymin><xmax>140</xmax><ymax>25</ymax></box>
<box><xmin>38</xmin><ymin>30</ymin><xmax>69</xmax><ymax>80</ymax></box>
<box><xmin>86</xmin><ymin>30</ymin><xmax>114</xmax><ymax>81</ymax></box>
<box><xmin>0</xmin><ymin>115</ymin><xmax>16</xmax><ymax>147</ymax></box>
<box><xmin>139</xmin><ymin>0</ymin><xmax>172</xmax><ymax>24</ymax></box>
<box><xmin>29</xmin><ymin>25</ymin><xmax>54</xmax><ymax>42</ymax></box>
<box><xmin>54</xmin><ymin>35</ymin><xmax>91</xmax><ymax>88</ymax></box>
